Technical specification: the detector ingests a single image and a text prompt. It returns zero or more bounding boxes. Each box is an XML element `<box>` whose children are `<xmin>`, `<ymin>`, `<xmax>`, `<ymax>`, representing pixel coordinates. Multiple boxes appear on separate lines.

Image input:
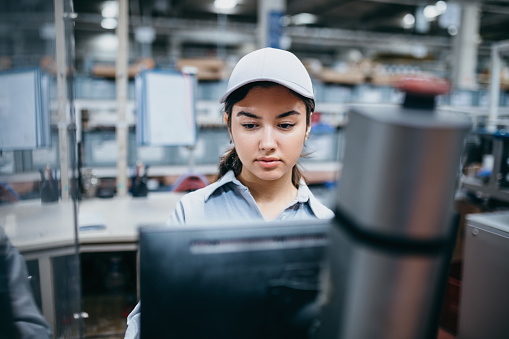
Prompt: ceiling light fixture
<box><xmin>402</xmin><ymin>13</ymin><xmax>415</xmax><ymax>29</ymax></box>
<box><xmin>280</xmin><ymin>16</ymin><xmax>292</xmax><ymax>26</ymax></box>
<box><xmin>292</xmin><ymin>13</ymin><xmax>318</xmax><ymax>26</ymax></box>
<box><xmin>423</xmin><ymin>1</ymin><xmax>448</xmax><ymax>21</ymax></box>
<box><xmin>102</xmin><ymin>1</ymin><xmax>119</xmax><ymax>18</ymax></box>
<box><xmin>101</xmin><ymin>18</ymin><xmax>118</xmax><ymax>30</ymax></box>
<box><xmin>214</xmin><ymin>0</ymin><xmax>238</xmax><ymax>11</ymax></box>
<box><xmin>135</xmin><ymin>26</ymin><xmax>156</xmax><ymax>44</ymax></box>
<box><xmin>435</xmin><ymin>1</ymin><xmax>447</xmax><ymax>15</ymax></box>
<box><xmin>447</xmin><ymin>25</ymin><xmax>458</xmax><ymax>36</ymax></box>
<box><xmin>423</xmin><ymin>5</ymin><xmax>439</xmax><ymax>20</ymax></box>
<box><xmin>94</xmin><ymin>34</ymin><xmax>118</xmax><ymax>51</ymax></box>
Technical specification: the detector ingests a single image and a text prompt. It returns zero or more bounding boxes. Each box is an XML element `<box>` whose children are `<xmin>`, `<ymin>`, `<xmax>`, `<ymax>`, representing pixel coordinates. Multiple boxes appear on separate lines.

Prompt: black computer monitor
<box><xmin>139</xmin><ymin>219</ymin><xmax>331</xmax><ymax>339</ymax></box>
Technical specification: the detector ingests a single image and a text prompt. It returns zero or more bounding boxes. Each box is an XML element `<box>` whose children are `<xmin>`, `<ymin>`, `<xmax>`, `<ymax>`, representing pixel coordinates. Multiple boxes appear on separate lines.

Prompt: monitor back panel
<box><xmin>139</xmin><ymin>219</ymin><xmax>330</xmax><ymax>339</ymax></box>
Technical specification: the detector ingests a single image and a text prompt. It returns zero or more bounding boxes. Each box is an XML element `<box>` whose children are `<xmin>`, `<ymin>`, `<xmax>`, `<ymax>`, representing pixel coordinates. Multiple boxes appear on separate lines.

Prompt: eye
<box><xmin>242</xmin><ymin>123</ymin><xmax>258</xmax><ymax>130</ymax></box>
<box><xmin>279</xmin><ymin>123</ymin><xmax>295</xmax><ymax>130</ymax></box>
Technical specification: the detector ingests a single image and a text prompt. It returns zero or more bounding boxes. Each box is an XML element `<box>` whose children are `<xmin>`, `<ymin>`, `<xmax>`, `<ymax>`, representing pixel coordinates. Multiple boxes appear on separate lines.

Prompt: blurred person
<box><xmin>0</xmin><ymin>227</ymin><xmax>52</xmax><ymax>339</ymax></box>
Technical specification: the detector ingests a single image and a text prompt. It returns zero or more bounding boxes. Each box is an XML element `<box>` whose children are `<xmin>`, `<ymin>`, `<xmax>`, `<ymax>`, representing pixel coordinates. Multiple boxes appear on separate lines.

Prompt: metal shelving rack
<box><xmin>460</xmin><ymin>40</ymin><xmax>509</xmax><ymax>204</ymax></box>
<box><xmin>461</xmin><ymin>131</ymin><xmax>509</xmax><ymax>203</ymax></box>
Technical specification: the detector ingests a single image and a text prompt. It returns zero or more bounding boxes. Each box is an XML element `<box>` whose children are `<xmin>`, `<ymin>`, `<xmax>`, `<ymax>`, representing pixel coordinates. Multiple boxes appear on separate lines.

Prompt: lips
<box><xmin>256</xmin><ymin>157</ymin><xmax>281</xmax><ymax>169</ymax></box>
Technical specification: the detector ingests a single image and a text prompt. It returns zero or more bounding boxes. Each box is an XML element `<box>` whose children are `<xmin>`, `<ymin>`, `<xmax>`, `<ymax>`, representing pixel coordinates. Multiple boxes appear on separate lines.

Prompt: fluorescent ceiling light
<box><xmin>423</xmin><ymin>5</ymin><xmax>439</xmax><ymax>20</ymax></box>
<box><xmin>292</xmin><ymin>13</ymin><xmax>318</xmax><ymax>25</ymax></box>
<box><xmin>435</xmin><ymin>1</ymin><xmax>447</xmax><ymax>15</ymax></box>
<box><xmin>280</xmin><ymin>16</ymin><xmax>292</xmax><ymax>26</ymax></box>
<box><xmin>448</xmin><ymin>25</ymin><xmax>458</xmax><ymax>36</ymax></box>
<box><xmin>214</xmin><ymin>0</ymin><xmax>238</xmax><ymax>10</ymax></box>
<box><xmin>402</xmin><ymin>13</ymin><xmax>415</xmax><ymax>29</ymax></box>
<box><xmin>102</xmin><ymin>1</ymin><xmax>119</xmax><ymax>18</ymax></box>
<box><xmin>135</xmin><ymin>26</ymin><xmax>156</xmax><ymax>43</ymax></box>
<box><xmin>423</xmin><ymin>2</ymin><xmax>447</xmax><ymax>21</ymax></box>
<box><xmin>40</xmin><ymin>23</ymin><xmax>55</xmax><ymax>40</ymax></box>
<box><xmin>101</xmin><ymin>18</ymin><xmax>118</xmax><ymax>30</ymax></box>
<box><xmin>94</xmin><ymin>34</ymin><xmax>118</xmax><ymax>51</ymax></box>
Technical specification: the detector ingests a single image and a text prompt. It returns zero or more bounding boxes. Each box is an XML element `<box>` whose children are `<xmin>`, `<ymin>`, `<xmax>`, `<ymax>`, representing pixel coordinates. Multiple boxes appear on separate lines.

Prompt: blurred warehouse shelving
<box><xmin>2</xmin><ymin>76</ymin><xmax>509</xmax><ymax>186</ymax></box>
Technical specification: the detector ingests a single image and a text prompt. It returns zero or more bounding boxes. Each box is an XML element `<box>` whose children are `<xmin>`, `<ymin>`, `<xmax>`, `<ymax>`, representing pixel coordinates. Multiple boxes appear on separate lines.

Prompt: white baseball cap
<box><xmin>219</xmin><ymin>47</ymin><xmax>314</xmax><ymax>103</ymax></box>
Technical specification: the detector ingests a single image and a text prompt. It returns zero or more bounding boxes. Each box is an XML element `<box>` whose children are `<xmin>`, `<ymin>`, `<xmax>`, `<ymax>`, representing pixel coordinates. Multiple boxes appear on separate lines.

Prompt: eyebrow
<box><xmin>236</xmin><ymin>110</ymin><xmax>301</xmax><ymax>119</ymax></box>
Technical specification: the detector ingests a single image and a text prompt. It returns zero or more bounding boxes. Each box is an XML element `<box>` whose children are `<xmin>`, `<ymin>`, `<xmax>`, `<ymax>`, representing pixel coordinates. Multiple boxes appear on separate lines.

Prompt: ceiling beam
<box><xmin>482</xmin><ymin>4</ymin><xmax>509</xmax><ymax>14</ymax></box>
<box><xmin>287</xmin><ymin>0</ymin><xmax>356</xmax><ymax>15</ymax></box>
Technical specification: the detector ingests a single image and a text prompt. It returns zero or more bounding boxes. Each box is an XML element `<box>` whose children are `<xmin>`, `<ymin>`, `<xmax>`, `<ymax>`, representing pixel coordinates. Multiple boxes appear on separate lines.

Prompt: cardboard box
<box><xmin>319</xmin><ymin>67</ymin><xmax>364</xmax><ymax>84</ymax></box>
<box><xmin>176</xmin><ymin>58</ymin><xmax>228</xmax><ymax>81</ymax></box>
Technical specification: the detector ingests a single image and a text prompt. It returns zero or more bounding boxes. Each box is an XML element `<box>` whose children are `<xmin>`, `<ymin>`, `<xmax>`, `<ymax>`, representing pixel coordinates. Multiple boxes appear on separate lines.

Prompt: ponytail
<box><xmin>292</xmin><ymin>165</ymin><xmax>304</xmax><ymax>188</ymax></box>
<box><xmin>218</xmin><ymin>147</ymin><xmax>242</xmax><ymax>179</ymax></box>
<box><xmin>217</xmin><ymin>81</ymin><xmax>315</xmax><ymax>188</ymax></box>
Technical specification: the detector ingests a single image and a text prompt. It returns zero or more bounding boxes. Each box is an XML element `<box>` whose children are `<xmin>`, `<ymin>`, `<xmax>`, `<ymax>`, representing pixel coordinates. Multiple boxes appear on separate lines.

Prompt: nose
<box><xmin>259</xmin><ymin>127</ymin><xmax>276</xmax><ymax>151</ymax></box>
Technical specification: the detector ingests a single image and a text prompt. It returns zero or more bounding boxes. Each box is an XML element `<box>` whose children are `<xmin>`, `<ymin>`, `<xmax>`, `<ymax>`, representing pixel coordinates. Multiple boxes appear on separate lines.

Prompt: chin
<box><xmin>252</xmin><ymin>170</ymin><xmax>288</xmax><ymax>182</ymax></box>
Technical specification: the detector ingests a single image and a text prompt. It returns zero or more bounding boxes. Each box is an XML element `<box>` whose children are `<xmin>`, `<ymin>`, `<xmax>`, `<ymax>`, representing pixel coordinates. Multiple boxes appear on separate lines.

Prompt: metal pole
<box><xmin>116</xmin><ymin>0</ymin><xmax>129</xmax><ymax>197</ymax></box>
<box><xmin>54</xmin><ymin>0</ymin><xmax>69</xmax><ymax>200</ymax></box>
<box><xmin>488</xmin><ymin>45</ymin><xmax>501</xmax><ymax>131</ymax></box>
<box><xmin>258</xmin><ymin>0</ymin><xmax>285</xmax><ymax>49</ymax></box>
<box><xmin>63</xmin><ymin>0</ymin><xmax>83</xmax><ymax>336</ymax></box>
<box><xmin>488</xmin><ymin>41</ymin><xmax>509</xmax><ymax>131</ymax></box>
<box><xmin>452</xmin><ymin>2</ymin><xmax>480</xmax><ymax>90</ymax></box>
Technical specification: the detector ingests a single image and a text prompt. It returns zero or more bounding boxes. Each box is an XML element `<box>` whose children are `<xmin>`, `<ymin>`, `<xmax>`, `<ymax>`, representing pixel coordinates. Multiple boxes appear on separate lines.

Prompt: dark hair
<box><xmin>218</xmin><ymin>81</ymin><xmax>315</xmax><ymax>188</ymax></box>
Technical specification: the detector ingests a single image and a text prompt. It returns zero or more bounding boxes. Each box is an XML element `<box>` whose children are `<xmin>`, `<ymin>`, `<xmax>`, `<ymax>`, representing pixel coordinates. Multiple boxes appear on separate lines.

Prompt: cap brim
<box><xmin>219</xmin><ymin>78</ymin><xmax>314</xmax><ymax>103</ymax></box>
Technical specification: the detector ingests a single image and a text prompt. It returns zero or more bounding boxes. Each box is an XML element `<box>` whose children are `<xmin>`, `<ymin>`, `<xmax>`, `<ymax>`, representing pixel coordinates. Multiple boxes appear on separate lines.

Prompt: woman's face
<box><xmin>228</xmin><ymin>84</ymin><xmax>311</xmax><ymax>185</ymax></box>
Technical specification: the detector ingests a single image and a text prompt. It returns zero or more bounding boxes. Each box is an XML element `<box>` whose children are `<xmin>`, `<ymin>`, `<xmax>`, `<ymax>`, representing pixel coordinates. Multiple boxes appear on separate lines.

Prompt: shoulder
<box><xmin>178</xmin><ymin>172</ymin><xmax>235</xmax><ymax>206</ymax></box>
<box><xmin>297</xmin><ymin>181</ymin><xmax>335</xmax><ymax>219</ymax></box>
<box><xmin>308</xmin><ymin>194</ymin><xmax>335</xmax><ymax>219</ymax></box>
<box><xmin>167</xmin><ymin>187</ymin><xmax>209</xmax><ymax>225</ymax></box>
<box><xmin>168</xmin><ymin>171</ymin><xmax>239</xmax><ymax>224</ymax></box>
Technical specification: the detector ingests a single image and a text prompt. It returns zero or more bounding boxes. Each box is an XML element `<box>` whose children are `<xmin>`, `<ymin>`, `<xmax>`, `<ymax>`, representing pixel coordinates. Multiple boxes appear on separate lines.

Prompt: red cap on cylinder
<box><xmin>395</xmin><ymin>74</ymin><xmax>450</xmax><ymax>109</ymax></box>
<box><xmin>395</xmin><ymin>74</ymin><xmax>450</xmax><ymax>96</ymax></box>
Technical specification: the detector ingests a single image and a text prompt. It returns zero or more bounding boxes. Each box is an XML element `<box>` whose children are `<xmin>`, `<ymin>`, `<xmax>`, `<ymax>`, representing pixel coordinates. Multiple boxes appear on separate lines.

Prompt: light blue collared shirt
<box><xmin>125</xmin><ymin>170</ymin><xmax>334</xmax><ymax>338</ymax></box>
<box><xmin>167</xmin><ymin>170</ymin><xmax>334</xmax><ymax>224</ymax></box>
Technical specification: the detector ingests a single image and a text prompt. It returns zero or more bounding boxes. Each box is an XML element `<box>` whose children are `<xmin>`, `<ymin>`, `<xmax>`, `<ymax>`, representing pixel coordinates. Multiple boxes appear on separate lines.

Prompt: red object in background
<box><xmin>311</xmin><ymin>111</ymin><xmax>321</xmax><ymax>124</ymax></box>
<box><xmin>172</xmin><ymin>173</ymin><xmax>209</xmax><ymax>192</ymax></box>
<box><xmin>59</xmin><ymin>312</ymin><xmax>72</xmax><ymax>325</ymax></box>
<box><xmin>395</xmin><ymin>74</ymin><xmax>451</xmax><ymax>96</ymax></box>
<box><xmin>394</xmin><ymin>74</ymin><xmax>451</xmax><ymax>109</ymax></box>
<box><xmin>122</xmin><ymin>305</ymin><xmax>135</xmax><ymax>318</ymax></box>
<box><xmin>440</xmin><ymin>260</ymin><xmax>462</xmax><ymax>335</ymax></box>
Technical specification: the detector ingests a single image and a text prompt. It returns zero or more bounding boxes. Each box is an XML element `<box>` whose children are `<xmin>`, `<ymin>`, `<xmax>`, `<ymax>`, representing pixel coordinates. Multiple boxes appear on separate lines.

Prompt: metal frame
<box><xmin>488</xmin><ymin>40</ymin><xmax>509</xmax><ymax>129</ymax></box>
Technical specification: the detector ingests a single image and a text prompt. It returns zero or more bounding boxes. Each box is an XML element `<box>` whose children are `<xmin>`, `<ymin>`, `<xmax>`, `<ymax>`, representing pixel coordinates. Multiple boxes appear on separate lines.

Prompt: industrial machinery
<box><xmin>315</xmin><ymin>76</ymin><xmax>471</xmax><ymax>339</ymax></box>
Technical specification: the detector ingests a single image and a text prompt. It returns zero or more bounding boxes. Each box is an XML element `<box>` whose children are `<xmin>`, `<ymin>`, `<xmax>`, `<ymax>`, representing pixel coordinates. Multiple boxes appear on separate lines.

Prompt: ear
<box><xmin>304</xmin><ymin>114</ymin><xmax>312</xmax><ymax>141</ymax></box>
<box><xmin>305</xmin><ymin>125</ymin><xmax>311</xmax><ymax>142</ymax></box>
<box><xmin>225</xmin><ymin>112</ymin><xmax>233</xmax><ymax>142</ymax></box>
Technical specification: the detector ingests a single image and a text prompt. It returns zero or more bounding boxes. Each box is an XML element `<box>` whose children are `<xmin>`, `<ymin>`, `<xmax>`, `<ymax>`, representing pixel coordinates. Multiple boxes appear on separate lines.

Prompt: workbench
<box><xmin>0</xmin><ymin>192</ymin><xmax>184</xmax><ymax>337</ymax></box>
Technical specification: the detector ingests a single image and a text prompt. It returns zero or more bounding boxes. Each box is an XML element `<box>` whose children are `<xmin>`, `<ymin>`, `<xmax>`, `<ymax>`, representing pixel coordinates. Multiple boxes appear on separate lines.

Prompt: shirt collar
<box><xmin>203</xmin><ymin>170</ymin><xmax>318</xmax><ymax>208</ymax></box>
<box><xmin>204</xmin><ymin>170</ymin><xmax>315</xmax><ymax>201</ymax></box>
<box><xmin>294</xmin><ymin>178</ymin><xmax>335</xmax><ymax>220</ymax></box>
<box><xmin>295</xmin><ymin>178</ymin><xmax>312</xmax><ymax>203</ymax></box>
<box><xmin>203</xmin><ymin>170</ymin><xmax>246</xmax><ymax>201</ymax></box>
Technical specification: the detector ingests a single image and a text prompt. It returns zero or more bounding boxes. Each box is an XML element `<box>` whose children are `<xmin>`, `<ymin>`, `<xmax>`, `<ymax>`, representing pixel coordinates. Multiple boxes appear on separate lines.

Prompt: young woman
<box><xmin>124</xmin><ymin>47</ymin><xmax>333</xmax><ymax>339</ymax></box>
<box><xmin>167</xmin><ymin>47</ymin><xmax>334</xmax><ymax>224</ymax></box>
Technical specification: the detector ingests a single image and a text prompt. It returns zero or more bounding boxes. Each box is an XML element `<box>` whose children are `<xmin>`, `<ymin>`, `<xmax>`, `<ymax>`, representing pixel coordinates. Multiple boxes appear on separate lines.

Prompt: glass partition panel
<box><xmin>0</xmin><ymin>0</ymin><xmax>82</xmax><ymax>338</ymax></box>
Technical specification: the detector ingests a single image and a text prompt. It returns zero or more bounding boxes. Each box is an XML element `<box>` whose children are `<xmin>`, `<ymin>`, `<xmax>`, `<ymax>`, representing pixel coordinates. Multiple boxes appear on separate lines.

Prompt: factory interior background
<box><xmin>1</xmin><ymin>0</ymin><xmax>509</xmax><ymax>338</ymax></box>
